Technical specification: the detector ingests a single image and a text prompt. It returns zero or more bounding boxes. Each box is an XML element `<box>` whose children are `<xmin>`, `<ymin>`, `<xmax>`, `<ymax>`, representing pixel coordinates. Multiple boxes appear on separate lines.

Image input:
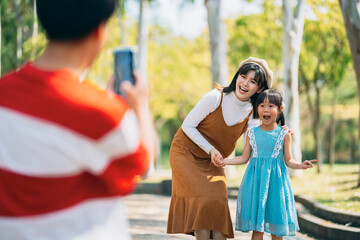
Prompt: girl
<box><xmin>222</xmin><ymin>89</ymin><xmax>316</xmax><ymax>240</ymax></box>
<box><xmin>167</xmin><ymin>57</ymin><xmax>274</xmax><ymax>240</ymax></box>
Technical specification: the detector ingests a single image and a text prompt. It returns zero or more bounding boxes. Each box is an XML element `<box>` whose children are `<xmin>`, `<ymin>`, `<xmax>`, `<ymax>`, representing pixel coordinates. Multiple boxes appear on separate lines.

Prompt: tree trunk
<box><xmin>137</xmin><ymin>0</ymin><xmax>149</xmax><ymax>81</ymax></box>
<box><xmin>314</xmin><ymin>86</ymin><xmax>322</xmax><ymax>173</ymax></box>
<box><xmin>350</xmin><ymin>134</ymin><xmax>356</xmax><ymax>163</ymax></box>
<box><xmin>328</xmin><ymin>88</ymin><xmax>337</xmax><ymax>168</ymax></box>
<box><xmin>118</xmin><ymin>13</ymin><xmax>127</xmax><ymax>46</ymax></box>
<box><xmin>11</xmin><ymin>0</ymin><xmax>23</xmax><ymax>65</ymax></box>
<box><xmin>205</xmin><ymin>0</ymin><xmax>229</xmax><ymax>86</ymax></box>
<box><xmin>301</xmin><ymin>64</ymin><xmax>323</xmax><ymax>173</ymax></box>
<box><xmin>339</xmin><ymin>0</ymin><xmax>360</xmax><ymax>186</ymax></box>
<box><xmin>116</xmin><ymin>0</ymin><xmax>127</xmax><ymax>46</ymax></box>
<box><xmin>31</xmin><ymin>0</ymin><xmax>38</xmax><ymax>58</ymax></box>
<box><xmin>138</xmin><ymin>0</ymin><xmax>153</xmax><ymax>176</ymax></box>
<box><xmin>282</xmin><ymin>0</ymin><xmax>306</xmax><ymax>176</ymax></box>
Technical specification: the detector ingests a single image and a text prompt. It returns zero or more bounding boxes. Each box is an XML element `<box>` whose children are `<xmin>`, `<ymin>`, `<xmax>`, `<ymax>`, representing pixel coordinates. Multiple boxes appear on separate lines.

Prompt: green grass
<box><xmin>290</xmin><ymin>164</ymin><xmax>360</xmax><ymax>213</ymax></box>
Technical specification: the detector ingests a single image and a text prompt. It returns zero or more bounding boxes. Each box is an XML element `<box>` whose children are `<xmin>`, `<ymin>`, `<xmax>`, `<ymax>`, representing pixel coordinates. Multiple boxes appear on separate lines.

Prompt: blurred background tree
<box><xmin>299</xmin><ymin>0</ymin><xmax>352</xmax><ymax>173</ymax></box>
<box><xmin>339</xmin><ymin>0</ymin><xmax>360</xmax><ymax>186</ymax></box>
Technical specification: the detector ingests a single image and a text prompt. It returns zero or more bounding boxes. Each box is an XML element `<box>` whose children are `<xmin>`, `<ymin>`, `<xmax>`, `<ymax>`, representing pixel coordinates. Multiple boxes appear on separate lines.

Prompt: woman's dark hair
<box><xmin>223</xmin><ymin>63</ymin><xmax>268</xmax><ymax>118</ymax></box>
<box><xmin>254</xmin><ymin>89</ymin><xmax>285</xmax><ymax>126</ymax></box>
<box><xmin>37</xmin><ymin>0</ymin><xmax>116</xmax><ymax>41</ymax></box>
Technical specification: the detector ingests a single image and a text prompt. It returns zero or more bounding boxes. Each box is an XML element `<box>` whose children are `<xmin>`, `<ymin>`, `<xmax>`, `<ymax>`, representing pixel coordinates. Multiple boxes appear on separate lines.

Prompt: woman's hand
<box><xmin>210</xmin><ymin>148</ymin><xmax>224</xmax><ymax>168</ymax></box>
<box><xmin>282</xmin><ymin>125</ymin><xmax>294</xmax><ymax>135</ymax></box>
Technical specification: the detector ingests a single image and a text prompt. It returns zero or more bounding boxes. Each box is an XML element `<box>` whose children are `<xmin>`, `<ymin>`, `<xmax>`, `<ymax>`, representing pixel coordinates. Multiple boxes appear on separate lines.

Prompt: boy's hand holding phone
<box><xmin>112</xmin><ymin>47</ymin><xmax>156</xmax><ymax>165</ymax></box>
<box><xmin>121</xmin><ymin>71</ymin><xmax>148</xmax><ymax>112</ymax></box>
<box><xmin>112</xmin><ymin>47</ymin><xmax>148</xmax><ymax>111</ymax></box>
<box><xmin>113</xmin><ymin>48</ymin><xmax>136</xmax><ymax>95</ymax></box>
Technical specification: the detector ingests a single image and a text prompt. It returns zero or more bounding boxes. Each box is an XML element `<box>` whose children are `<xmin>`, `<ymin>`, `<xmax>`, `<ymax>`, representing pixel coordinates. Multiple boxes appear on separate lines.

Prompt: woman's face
<box><xmin>235</xmin><ymin>70</ymin><xmax>263</xmax><ymax>101</ymax></box>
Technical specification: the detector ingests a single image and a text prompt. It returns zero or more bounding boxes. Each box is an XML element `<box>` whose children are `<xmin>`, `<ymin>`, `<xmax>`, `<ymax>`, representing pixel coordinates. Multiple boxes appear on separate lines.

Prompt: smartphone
<box><xmin>113</xmin><ymin>48</ymin><xmax>136</xmax><ymax>95</ymax></box>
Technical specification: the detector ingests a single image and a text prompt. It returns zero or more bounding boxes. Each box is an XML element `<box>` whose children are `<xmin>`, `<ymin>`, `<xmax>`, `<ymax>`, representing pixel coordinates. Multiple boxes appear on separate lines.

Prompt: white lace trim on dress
<box><xmin>271</xmin><ymin>129</ymin><xmax>287</xmax><ymax>158</ymax></box>
<box><xmin>248</xmin><ymin>127</ymin><xmax>257</xmax><ymax>158</ymax></box>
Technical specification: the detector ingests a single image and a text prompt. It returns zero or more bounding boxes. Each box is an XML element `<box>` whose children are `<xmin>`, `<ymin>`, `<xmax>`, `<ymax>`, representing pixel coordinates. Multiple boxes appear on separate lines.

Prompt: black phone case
<box><xmin>113</xmin><ymin>48</ymin><xmax>135</xmax><ymax>95</ymax></box>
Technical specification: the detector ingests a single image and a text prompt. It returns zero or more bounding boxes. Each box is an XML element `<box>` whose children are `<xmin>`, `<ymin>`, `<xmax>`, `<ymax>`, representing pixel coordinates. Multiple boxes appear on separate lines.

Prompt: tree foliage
<box><xmin>227</xmin><ymin>0</ymin><xmax>282</xmax><ymax>84</ymax></box>
<box><xmin>299</xmin><ymin>0</ymin><xmax>354</xmax><ymax>164</ymax></box>
<box><xmin>1</xmin><ymin>0</ymin><xmax>37</xmax><ymax>75</ymax></box>
<box><xmin>300</xmin><ymin>0</ymin><xmax>351</xmax><ymax>91</ymax></box>
<box><xmin>148</xmin><ymin>26</ymin><xmax>211</xmax><ymax>142</ymax></box>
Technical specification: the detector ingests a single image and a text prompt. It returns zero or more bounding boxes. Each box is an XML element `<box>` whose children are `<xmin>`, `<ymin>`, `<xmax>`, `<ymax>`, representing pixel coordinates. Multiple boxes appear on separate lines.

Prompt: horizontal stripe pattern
<box><xmin>0</xmin><ymin>144</ymin><xmax>147</xmax><ymax>216</ymax></box>
<box><xmin>0</xmin><ymin>63</ymin><xmax>150</xmax><ymax>239</ymax></box>
<box><xmin>0</xmin><ymin>197</ymin><xmax>131</xmax><ymax>240</ymax></box>
<box><xmin>0</xmin><ymin>107</ymin><xmax>140</xmax><ymax>176</ymax></box>
<box><xmin>0</xmin><ymin>63</ymin><xmax>128</xmax><ymax>140</ymax></box>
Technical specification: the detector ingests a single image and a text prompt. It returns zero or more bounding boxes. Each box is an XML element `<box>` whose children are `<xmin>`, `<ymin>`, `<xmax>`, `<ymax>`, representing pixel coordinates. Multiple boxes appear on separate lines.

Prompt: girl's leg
<box><xmin>251</xmin><ymin>231</ymin><xmax>264</xmax><ymax>240</ymax></box>
<box><xmin>195</xmin><ymin>229</ymin><xmax>210</xmax><ymax>240</ymax></box>
<box><xmin>212</xmin><ymin>230</ymin><xmax>226</xmax><ymax>240</ymax></box>
<box><xmin>271</xmin><ymin>234</ymin><xmax>283</xmax><ymax>240</ymax></box>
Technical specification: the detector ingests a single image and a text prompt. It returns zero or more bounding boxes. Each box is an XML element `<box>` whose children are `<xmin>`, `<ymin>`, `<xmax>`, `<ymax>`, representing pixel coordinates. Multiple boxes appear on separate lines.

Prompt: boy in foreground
<box><xmin>0</xmin><ymin>0</ymin><xmax>156</xmax><ymax>239</ymax></box>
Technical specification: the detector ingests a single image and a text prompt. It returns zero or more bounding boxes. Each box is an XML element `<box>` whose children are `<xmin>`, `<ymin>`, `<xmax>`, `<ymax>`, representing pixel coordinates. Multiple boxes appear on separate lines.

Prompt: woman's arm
<box><xmin>283</xmin><ymin>133</ymin><xmax>317</xmax><ymax>169</ymax></box>
<box><xmin>223</xmin><ymin>135</ymin><xmax>252</xmax><ymax>165</ymax></box>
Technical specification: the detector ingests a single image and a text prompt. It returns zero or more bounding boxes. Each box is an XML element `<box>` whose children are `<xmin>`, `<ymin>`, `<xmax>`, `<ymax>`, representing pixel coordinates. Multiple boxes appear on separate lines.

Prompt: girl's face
<box><xmin>235</xmin><ymin>70</ymin><xmax>263</xmax><ymax>101</ymax></box>
<box><xmin>257</xmin><ymin>97</ymin><xmax>282</xmax><ymax>126</ymax></box>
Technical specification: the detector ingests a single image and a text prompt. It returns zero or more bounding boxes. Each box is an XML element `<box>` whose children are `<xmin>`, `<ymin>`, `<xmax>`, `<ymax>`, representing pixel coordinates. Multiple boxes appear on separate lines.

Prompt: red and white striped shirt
<box><xmin>0</xmin><ymin>63</ymin><xmax>150</xmax><ymax>239</ymax></box>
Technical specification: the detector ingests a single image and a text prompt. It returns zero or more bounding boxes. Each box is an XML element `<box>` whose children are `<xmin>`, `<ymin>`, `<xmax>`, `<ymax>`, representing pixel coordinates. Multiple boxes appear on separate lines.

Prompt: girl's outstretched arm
<box><xmin>284</xmin><ymin>133</ymin><xmax>317</xmax><ymax>169</ymax></box>
<box><xmin>223</xmin><ymin>135</ymin><xmax>252</xmax><ymax>166</ymax></box>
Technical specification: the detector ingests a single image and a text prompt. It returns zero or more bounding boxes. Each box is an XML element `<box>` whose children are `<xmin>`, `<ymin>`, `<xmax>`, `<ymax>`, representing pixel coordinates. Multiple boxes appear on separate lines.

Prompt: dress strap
<box><xmin>247</xmin><ymin>109</ymin><xmax>253</xmax><ymax>119</ymax></box>
<box><xmin>271</xmin><ymin>128</ymin><xmax>287</xmax><ymax>158</ymax></box>
<box><xmin>214</xmin><ymin>85</ymin><xmax>224</xmax><ymax>107</ymax></box>
<box><xmin>248</xmin><ymin>127</ymin><xmax>257</xmax><ymax>158</ymax></box>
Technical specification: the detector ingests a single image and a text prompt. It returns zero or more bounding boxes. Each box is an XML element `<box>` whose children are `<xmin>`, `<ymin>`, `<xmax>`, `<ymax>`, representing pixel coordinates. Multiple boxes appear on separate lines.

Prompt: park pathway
<box><xmin>125</xmin><ymin>194</ymin><xmax>317</xmax><ymax>240</ymax></box>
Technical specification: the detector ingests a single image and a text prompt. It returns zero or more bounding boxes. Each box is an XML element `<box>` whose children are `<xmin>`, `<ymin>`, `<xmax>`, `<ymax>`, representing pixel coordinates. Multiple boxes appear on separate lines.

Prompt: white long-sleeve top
<box><xmin>181</xmin><ymin>89</ymin><xmax>260</xmax><ymax>154</ymax></box>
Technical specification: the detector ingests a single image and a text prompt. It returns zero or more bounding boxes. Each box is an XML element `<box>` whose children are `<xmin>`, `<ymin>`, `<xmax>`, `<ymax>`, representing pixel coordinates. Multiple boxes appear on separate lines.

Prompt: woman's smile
<box><xmin>235</xmin><ymin>70</ymin><xmax>261</xmax><ymax>101</ymax></box>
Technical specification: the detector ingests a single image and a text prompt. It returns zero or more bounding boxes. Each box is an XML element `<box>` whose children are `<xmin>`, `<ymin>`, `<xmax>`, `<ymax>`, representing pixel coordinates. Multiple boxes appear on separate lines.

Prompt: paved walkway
<box><xmin>125</xmin><ymin>194</ymin><xmax>317</xmax><ymax>240</ymax></box>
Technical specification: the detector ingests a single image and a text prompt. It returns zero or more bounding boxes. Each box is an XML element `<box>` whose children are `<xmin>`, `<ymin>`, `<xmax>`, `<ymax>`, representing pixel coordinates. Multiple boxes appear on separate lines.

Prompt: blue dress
<box><xmin>235</xmin><ymin>125</ymin><xmax>299</xmax><ymax>236</ymax></box>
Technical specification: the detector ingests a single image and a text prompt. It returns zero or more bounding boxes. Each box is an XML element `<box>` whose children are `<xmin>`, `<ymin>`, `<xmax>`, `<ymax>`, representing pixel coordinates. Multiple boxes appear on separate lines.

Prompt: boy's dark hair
<box><xmin>254</xmin><ymin>89</ymin><xmax>285</xmax><ymax>126</ymax></box>
<box><xmin>36</xmin><ymin>0</ymin><xmax>116</xmax><ymax>41</ymax></box>
<box><xmin>223</xmin><ymin>63</ymin><xmax>268</xmax><ymax>118</ymax></box>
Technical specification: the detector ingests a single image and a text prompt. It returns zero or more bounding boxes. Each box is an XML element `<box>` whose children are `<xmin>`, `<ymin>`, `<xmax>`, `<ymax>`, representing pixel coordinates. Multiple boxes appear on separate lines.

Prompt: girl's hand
<box><xmin>282</xmin><ymin>125</ymin><xmax>294</xmax><ymax>135</ymax></box>
<box><xmin>210</xmin><ymin>148</ymin><xmax>224</xmax><ymax>168</ymax></box>
<box><xmin>301</xmin><ymin>159</ymin><xmax>317</xmax><ymax>169</ymax></box>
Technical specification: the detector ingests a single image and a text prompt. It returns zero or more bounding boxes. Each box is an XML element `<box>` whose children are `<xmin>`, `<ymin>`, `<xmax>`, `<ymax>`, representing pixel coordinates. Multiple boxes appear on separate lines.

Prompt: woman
<box><xmin>167</xmin><ymin>57</ymin><xmax>274</xmax><ymax>239</ymax></box>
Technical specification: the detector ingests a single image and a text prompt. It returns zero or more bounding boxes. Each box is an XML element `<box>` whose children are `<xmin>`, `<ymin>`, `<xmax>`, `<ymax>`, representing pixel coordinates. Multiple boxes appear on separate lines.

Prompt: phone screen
<box><xmin>113</xmin><ymin>48</ymin><xmax>135</xmax><ymax>95</ymax></box>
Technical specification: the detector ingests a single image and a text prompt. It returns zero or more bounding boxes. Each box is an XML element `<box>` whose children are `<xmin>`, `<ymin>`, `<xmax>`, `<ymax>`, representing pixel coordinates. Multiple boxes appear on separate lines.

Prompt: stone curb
<box><xmin>134</xmin><ymin>180</ymin><xmax>172</xmax><ymax>196</ymax></box>
<box><xmin>228</xmin><ymin>186</ymin><xmax>240</xmax><ymax>199</ymax></box>
<box><xmin>295</xmin><ymin>194</ymin><xmax>360</xmax><ymax>227</ymax></box>
<box><xmin>296</xmin><ymin>203</ymin><xmax>360</xmax><ymax>240</ymax></box>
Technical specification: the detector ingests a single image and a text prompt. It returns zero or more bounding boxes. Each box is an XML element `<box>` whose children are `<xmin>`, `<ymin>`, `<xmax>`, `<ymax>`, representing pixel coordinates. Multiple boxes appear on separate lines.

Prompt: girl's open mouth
<box><xmin>263</xmin><ymin>115</ymin><xmax>271</xmax><ymax>120</ymax></box>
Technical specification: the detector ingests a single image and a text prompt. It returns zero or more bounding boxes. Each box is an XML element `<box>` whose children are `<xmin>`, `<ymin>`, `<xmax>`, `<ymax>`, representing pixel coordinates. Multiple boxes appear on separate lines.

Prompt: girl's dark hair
<box><xmin>223</xmin><ymin>63</ymin><xmax>268</xmax><ymax>118</ymax></box>
<box><xmin>254</xmin><ymin>89</ymin><xmax>285</xmax><ymax>126</ymax></box>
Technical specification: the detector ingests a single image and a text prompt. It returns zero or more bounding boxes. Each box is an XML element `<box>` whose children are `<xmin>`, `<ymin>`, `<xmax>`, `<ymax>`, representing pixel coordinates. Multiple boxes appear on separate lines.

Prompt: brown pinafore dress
<box><xmin>167</xmin><ymin>89</ymin><xmax>253</xmax><ymax>238</ymax></box>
